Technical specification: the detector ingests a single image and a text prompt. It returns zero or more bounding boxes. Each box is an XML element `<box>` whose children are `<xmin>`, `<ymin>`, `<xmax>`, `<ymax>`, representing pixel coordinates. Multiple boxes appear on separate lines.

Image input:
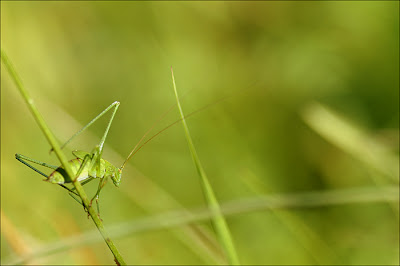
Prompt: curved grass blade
<box><xmin>4</xmin><ymin>185</ymin><xmax>397</xmax><ymax>265</ymax></box>
<box><xmin>170</xmin><ymin>67</ymin><xmax>240</xmax><ymax>265</ymax></box>
<box><xmin>1</xmin><ymin>49</ymin><xmax>126</xmax><ymax>265</ymax></box>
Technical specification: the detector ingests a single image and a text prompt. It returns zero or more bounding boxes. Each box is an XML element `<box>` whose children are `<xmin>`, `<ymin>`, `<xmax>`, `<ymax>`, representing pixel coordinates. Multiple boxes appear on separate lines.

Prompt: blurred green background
<box><xmin>1</xmin><ymin>1</ymin><xmax>399</xmax><ymax>265</ymax></box>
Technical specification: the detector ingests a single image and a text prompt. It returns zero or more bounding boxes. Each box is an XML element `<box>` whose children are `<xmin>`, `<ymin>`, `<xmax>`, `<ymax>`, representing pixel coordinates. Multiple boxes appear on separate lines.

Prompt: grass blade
<box><xmin>1</xmin><ymin>49</ymin><xmax>126</xmax><ymax>265</ymax></box>
<box><xmin>301</xmin><ymin>102</ymin><xmax>399</xmax><ymax>218</ymax></box>
<box><xmin>4</xmin><ymin>185</ymin><xmax>398</xmax><ymax>265</ymax></box>
<box><xmin>301</xmin><ymin>102</ymin><xmax>399</xmax><ymax>182</ymax></box>
<box><xmin>170</xmin><ymin>68</ymin><xmax>240</xmax><ymax>265</ymax></box>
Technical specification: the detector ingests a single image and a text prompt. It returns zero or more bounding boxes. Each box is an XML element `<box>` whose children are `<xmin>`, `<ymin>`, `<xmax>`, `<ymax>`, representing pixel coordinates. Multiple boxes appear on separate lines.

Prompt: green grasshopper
<box><xmin>15</xmin><ymin>86</ymin><xmax>235</xmax><ymax>216</ymax></box>
<box><xmin>15</xmin><ymin>100</ymin><xmax>175</xmax><ymax>215</ymax></box>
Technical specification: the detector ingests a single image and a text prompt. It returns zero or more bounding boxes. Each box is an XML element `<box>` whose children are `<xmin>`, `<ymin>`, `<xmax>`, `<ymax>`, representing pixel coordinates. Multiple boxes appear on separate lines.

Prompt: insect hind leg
<box><xmin>15</xmin><ymin>154</ymin><xmax>58</xmax><ymax>177</ymax></box>
<box><xmin>51</xmin><ymin>101</ymin><xmax>120</xmax><ymax>153</ymax></box>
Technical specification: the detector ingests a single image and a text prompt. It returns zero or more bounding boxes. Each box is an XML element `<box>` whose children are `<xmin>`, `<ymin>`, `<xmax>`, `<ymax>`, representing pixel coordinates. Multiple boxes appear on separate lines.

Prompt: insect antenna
<box><xmin>119</xmin><ymin>102</ymin><xmax>177</xmax><ymax>170</ymax></box>
<box><xmin>120</xmin><ymin>93</ymin><xmax>233</xmax><ymax>170</ymax></box>
<box><xmin>119</xmin><ymin>89</ymin><xmax>193</xmax><ymax>170</ymax></box>
<box><xmin>120</xmin><ymin>79</ymin><xmax>258</xmax><ymax>170</ymax></box>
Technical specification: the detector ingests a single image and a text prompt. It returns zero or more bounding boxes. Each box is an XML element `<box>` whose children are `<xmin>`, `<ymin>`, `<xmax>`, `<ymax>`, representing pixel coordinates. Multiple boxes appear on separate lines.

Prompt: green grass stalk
<box><xmin>1</xmin><ymin>49</ymin><xmax>126</xmax><ymax>265</ymax></box>
<box><xmin>170</xmin><ymin>68</ymin><xmax>240</xmax><ymax>265</ymax></box>
<box><xmin>3</xmin><ymin>185</ymin><xmax>398</xmax><ymax>265</ymax></box>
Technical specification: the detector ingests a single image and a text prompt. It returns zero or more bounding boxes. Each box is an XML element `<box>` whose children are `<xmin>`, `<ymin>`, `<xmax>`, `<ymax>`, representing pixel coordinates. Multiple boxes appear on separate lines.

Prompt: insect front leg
<box><xmin>89</xmin><ymin>177</ymin><xmax>108</xmax><ymax>220</ymax></box>
<box><xmin>66</xmin><ymin>177</ymin><xmax>96</xmax><ymax>215</ymax></box>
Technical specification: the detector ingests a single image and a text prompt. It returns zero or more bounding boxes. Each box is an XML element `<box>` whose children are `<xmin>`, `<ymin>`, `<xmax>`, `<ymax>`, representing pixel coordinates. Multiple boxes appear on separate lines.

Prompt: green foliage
<box><xmin>171</xmin><ymin>68</ymin><xmax>240</xmax><ymax>264</ymax></box>
<box><xmin>1</xmin><ymin>1</ymin><xmax>398</xmax><ymax>265</ymax></box>
<box><xmin>2</xmin><ymin>49</ymin><xmax>126</xmax><ymax>265</ymax></box>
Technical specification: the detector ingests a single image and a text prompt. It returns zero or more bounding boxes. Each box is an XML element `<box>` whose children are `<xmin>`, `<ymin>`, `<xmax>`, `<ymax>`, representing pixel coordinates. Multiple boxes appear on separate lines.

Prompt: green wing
<box><xmin>72</xmin><ymin>150</ymin><xmax>91</xmax><ymax>160</ymax></box>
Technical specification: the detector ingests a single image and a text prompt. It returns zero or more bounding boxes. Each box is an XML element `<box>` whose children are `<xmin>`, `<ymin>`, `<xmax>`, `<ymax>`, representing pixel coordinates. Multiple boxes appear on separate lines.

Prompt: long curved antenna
<box><xmin>119</xmin><ymin>93</ymin><xmax>233</xmax><ymax>169</ymax></box>
<box><xmin>119</xmin><ymin>89</ymin><xmax>194</xmax><ymax>170</ymax></box>
<box><xmin>120</xmin><ymin>79</ymin><xmax>259</xmax><ymax>170</ymax></box>
<box><xmin>120</xmin><ymin>102</ymin><xmax>177</xmax><ymax>170</ymax></box>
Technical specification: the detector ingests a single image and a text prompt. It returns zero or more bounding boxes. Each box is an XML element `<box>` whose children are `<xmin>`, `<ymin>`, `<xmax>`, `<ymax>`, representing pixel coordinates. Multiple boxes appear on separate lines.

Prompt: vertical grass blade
<box><xmin>170</xmin><ymin>68</ymin><xmax>240</xmax><ymax>265</ymax></box>
<box><xmin>1</xmin><ymin>49</ymin><xmax>126</xmax><ymax>265</ymax></box>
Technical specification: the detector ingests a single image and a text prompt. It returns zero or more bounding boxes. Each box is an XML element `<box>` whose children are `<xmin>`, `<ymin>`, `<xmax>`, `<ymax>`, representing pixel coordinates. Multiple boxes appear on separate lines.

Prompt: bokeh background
<box><xmin>1</xmin><ymin>1</ymin><xmax>399</xmax><ymax>265</ymax></box>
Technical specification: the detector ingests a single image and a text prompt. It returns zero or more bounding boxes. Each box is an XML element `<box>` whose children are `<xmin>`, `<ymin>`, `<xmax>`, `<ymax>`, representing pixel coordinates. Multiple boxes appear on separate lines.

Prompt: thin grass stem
<box><xmin>3</xmin><ymin>185</ymin><xmax>397</xmax><ymax>265</ymax></box>
<box><xmin>170</xmin><ymin>67</ymin><xmax>240</xmax><ymax>265</ymax></box>
<box><xmin>1</xmin><ymin>49</ymin><xmax>126</xmax><ymax>265</ymax></box>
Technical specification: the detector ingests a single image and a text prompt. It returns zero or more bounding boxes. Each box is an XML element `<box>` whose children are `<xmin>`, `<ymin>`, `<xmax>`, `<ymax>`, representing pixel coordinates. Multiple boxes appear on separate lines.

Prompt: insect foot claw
<box><xmin>81</xmin><ymin>205</ymin><xmax>90</xmax><ymax>219</ymax></box>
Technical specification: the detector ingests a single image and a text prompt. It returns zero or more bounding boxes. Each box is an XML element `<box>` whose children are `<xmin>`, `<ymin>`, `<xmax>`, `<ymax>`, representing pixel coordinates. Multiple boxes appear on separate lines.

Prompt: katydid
<box><xmin>15</xmin><ymin>100</ymin><xmax>177</xmax><ymax>213</ymax></box>
<box><xmin>15</xmin><ymin>96</ymin><xmax>226</xmax><ymax>214</ymax></box>
<box><xmin>15</xmin><ymin>101</ymin><xmax>121</xmax><ymax>213</ymax></box>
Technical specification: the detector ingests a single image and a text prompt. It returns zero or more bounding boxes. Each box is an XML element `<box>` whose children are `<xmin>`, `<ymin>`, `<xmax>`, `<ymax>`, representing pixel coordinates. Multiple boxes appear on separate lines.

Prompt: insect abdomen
<box><xmin>47</xmin><ymin>158</ymin><xmax>105</xmax><ymax>184</ymax></box>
